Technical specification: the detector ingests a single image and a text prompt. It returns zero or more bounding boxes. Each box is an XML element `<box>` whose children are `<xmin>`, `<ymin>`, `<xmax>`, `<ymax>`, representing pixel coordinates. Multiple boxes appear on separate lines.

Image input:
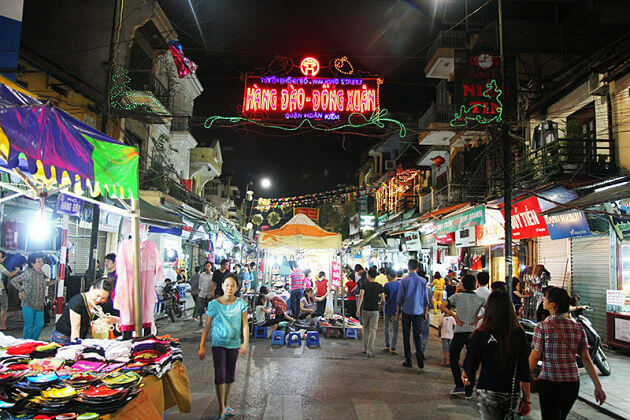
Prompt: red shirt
<box><xmin>345</xmin><ymin>281</ymin><xmax>357</xmax><ymax>301</ymax></box>
<box><xmin>532</xmin><ymin>314</ymin><xmax>588</xmax><ymax>382</ymax></box>
<box><xmin>315</xmin><ymin>279</ymin><xmax>328</xmax><ymax>297</ymax></box>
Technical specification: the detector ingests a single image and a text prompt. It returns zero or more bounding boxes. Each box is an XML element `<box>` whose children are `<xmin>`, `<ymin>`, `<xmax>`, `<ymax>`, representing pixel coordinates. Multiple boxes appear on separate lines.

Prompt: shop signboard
<box><xmin>435</xmin><ymin>232</ymin><xmax>455</xmax><ymax>244</ymax></box>
<box><xmin>543</xmin><ymin>210</ymin><xmax>590</xmax><ymax>240</ymax></box>
<box><xmin>607</xmin><ymin>290</ymin><xmax>625</xmax><ymax>306</ymax></box>
<box><xmin>436</xmin><ymin>205</ymin><xmax>485</xmax><ymax>235</ymax></box>
<box><xmin>359</xmin><ymin>196</ymin><xmax>368</xmax><ymax>215</ymax></box>
<box><xmin>360</xmin><ymin>215</ymin><xmax>375</xmax><ymax>231</ymax></box>
<box><xmin>377</xmin><ymin>213</ymin><xmax>388</xmax><ymax>227</ymax></box>
<box><xmin>293</xmin><ymin>207</ymin><xmax>319</xmax><ymax>220</ymax></box>
<box><xmin>331</xmin><ymin>260</ymin><xmax>341</xmax><ymax>288</ymax></box>
<box><xmin>349</xmin><ymin>213</ymin><xmax>359</xmax><ymax>236</ymax></box>
<box><xmin>404</xmin><ymin>230</ymin><xmax>421</xmax><ymax>252</ymax></box>
<box><xmin>502</xmin><ymin>196</ymin><xmax>549</xmax><ymax>239</ymax></box>
<box><xmin>421</xmin><ymin>233</ymin><xmax>436</xmax><ymax>247</ymax></box>
<box><xmin>455</xmin><ymin>227</ymin><xmax>476</xmax><ymax>247</ymax></box>
<box><xmin>56</xmin><ymin>194</ymin><xmax>83</xmax><ymax>216</ymax></box>
<box><xmin>476</xmin><ymin>209</ymin><xmax>505</xmax><ymax>246</ymax></box>
<box><xmin>604</xmin><ymin>199</ymin><xmax>630</xmax><ymax>240</ymax></box>
<box><xmin>99</xmin><ymin>211</ymin><xmax>122</xmax><ymax>233</ymax></box>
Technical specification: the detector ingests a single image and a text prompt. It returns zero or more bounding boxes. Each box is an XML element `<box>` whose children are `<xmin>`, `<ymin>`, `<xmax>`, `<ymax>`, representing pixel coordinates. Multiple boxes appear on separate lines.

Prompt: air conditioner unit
<box><xmin>384</xmin><ymin>160</ymin><xmax>396</xmax><ymax>170</ymax></box>
<box><xmin>588</xmin><ymin>72</ymin><xmax>606</xmax><ymax>96</ymax></box>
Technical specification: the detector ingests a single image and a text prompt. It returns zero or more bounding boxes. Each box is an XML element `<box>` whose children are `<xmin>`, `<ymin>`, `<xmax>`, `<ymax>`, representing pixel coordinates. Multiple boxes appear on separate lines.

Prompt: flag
<box><xmin>168</xmin><ymin>40</ymin><xmax>198</xmax><ymax>79</ymax></box>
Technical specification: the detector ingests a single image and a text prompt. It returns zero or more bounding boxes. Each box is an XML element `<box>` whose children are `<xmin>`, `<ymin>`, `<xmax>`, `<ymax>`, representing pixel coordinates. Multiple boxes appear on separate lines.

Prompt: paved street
<box><xmin>161</xmin><ymin>312</ymin><xmax>613</xmax><ymax>420</ymax></box>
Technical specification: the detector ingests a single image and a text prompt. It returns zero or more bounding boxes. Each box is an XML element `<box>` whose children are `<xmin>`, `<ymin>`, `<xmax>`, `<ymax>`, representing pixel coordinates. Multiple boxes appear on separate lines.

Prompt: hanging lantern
<box><xmin>268</xmin><ymin>211</ymin><xmax>281</xmax><ymax>226</ymax></box>
<box><xmin>251</xmin><ymin>214</ymin><xmax>264</xmax><ymax>226</ymax></box>
<box><xmin>432</xmin><ymin>155</ymin><xmax>446</xmax><ymax>168</ymax></box>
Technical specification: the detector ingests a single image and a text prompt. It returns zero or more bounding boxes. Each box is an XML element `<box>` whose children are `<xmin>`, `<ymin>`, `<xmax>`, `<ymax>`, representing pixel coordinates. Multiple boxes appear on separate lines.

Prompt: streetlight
<box><xmin>260</xmin><ymin>178</ymin><xmax>271</xmax><ymax>189</ymax></box>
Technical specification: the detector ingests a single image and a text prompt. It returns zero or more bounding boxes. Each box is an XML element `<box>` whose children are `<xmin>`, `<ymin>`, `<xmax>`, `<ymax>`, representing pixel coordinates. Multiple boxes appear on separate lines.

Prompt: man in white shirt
<box><xmin>474</xmin><ymin>271</ymin><xmax>490</xmax><ymax>327</ymax></box>
<box><xmin>196</xmin><ymin>261</ymin><xmax>214</xmax><ymax>326</ymax></box>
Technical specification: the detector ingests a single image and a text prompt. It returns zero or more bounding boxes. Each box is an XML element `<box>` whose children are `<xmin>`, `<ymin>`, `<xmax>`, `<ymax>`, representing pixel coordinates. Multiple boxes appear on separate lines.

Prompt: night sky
<box><xmin>157</xmin><ymin>0</ymin><xmax>441</xmax><ymax>198</ymax></box>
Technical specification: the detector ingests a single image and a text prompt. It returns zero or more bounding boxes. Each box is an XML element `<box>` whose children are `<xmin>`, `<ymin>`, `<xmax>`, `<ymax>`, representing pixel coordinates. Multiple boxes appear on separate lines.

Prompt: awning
<box><xmin>435</xmin><ymin>205</ymin><xmax>484</xmax><ymax>235</ymax></box>
<box><xmin>541</xmin><ymin>181</ymin><xmax>630</xmax><ymax>216</ymax></box>
<box><xmin>418</xmin><ymin>202</ymin><xmax>470</xmax><ymax>222</ymax></box>
<box><xmin>139</xmin><ymin>198</ymin><xmax>182</xmax><ymax>227</ymax></box>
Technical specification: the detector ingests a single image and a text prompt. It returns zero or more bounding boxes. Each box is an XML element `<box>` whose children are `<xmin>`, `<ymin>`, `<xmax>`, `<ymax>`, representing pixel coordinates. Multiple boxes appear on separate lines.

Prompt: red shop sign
<box><xmin>435</xmin><ymin>232</ymin><xmax>455</xmax><ymax>244</ymax></box>
<box><xmin>501</xmin><ymin>196</ymin><xmax>549</xmax><ymax>239</ymax></box>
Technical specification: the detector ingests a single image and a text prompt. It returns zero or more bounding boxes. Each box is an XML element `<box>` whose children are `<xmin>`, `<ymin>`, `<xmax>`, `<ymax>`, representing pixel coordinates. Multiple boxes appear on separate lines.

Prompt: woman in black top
<box><xmin>463</xmin><ymin>291</ymin><xmax>531</xmax><ymax>419</ymax></box>
<box><xmin>51</xmin><ymin>280</ymin><xmax>116</xmax><ymax>344</ymax></box>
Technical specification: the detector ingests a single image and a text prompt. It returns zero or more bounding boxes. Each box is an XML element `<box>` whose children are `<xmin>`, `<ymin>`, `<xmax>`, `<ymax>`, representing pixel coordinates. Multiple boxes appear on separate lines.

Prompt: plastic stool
<box><xmin>345</xmin><ymin>328</ymin><xmax>358</xmax><ymax>340</ymax></box>
<box><xmin>305</xmin><ymin>331</ymin><xmax>320</xmax><ymax>347</ymax></box>
<box><xmin>254</xmin><ymin>326</ymin><xmax>268</xmax><ymax>339</ymax></box>
<box><xmin>270</xmin><ymin>330</ymin><xmax>286</xmax><ymax>346</ymax></box>
<box><xmin>287</xmin><ymin>332</ymin><xmax>302</xmax><ymax>347</ymax></box>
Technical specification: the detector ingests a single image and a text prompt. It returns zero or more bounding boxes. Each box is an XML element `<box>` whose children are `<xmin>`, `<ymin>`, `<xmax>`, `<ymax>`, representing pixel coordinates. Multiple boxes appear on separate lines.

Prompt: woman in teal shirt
<box><xmin>199</xmin><ymin>274</ymin><xmax>249</xmax><ymax>419</ymax></box>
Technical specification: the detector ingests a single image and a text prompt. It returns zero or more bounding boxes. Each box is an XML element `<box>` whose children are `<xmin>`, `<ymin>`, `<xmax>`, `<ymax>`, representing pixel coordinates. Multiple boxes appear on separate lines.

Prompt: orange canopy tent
<box><xmin>258</xmin><ymin>213</ymin><xmax>342</xmax><ymax>250</ymax></box>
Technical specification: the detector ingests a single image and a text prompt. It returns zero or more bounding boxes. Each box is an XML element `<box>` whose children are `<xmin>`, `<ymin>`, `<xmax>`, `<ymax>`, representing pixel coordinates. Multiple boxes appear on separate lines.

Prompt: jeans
<box><xmin>191</xmin><ymin>294</ymin><xmax>199</xmax><ymax>318</ymax></box>
<box><xmin>477</xmin><ymin>389</ymin><xmax>518</xmax><ymax>420</ymax></box>
<box><xmin>362</xmin><ymin>310</ymin><xmax>379</xmax><ymax>356</ymax></box>
<box><xmin>51</xmin><ymin>329</ymin><xmax>71</xmax><ymax>345</ymax></box>
<box><xmin>22</xmin><ymin>306</ymin><xmax>44</xmax><ymax>340</ymax></box>
<box><xmin>195</xmin><ymin>296</ymin><xmax>210</xmax><ymax>322</ymax></box>
<box><xmin>401</xmin><ymin>312</ymin><xmax>424</xmax><ymax>365</ymax></box>
<box><xmin>538</xmin><ymin>380</ymin><xmax>579</xmax><ymax>420</ymax></box>
<box><xmin>290</xmin><ymin>289</ymin><xmax>303</xmax><ymax>318</ymax></box>
<box><xmin>316</xmin><ymin>298</ymin><xmax>326</xmax><ymax>316</ymax></box>
<box><xmin>383</xmin><ymin>313</ymin><xmax>398</xmax><ymax>349</ymax></box>
<box><xmin>421</xmin><ymin>312</ymin><xmax>430</xmax><ymax>352</ymax></box>
<box><xmin>450</xmin><ymin>332</ymin><xmax>473</xmax><ymax>394</ymax></box>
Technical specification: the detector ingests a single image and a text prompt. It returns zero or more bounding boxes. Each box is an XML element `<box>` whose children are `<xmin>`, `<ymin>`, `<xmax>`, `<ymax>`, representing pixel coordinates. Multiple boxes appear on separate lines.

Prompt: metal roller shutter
<box><xmin>571</xmin><ymin>235</ymin><xmax>611</xmax><ymax>342</ymax></box>
<box><xmin>538</xmin><ymin>237</ymin><xmax>571</xmax><ymax>288</ymax></box>
<box><xmin>68</xmin><ymin>225</ymin><xmax>107</xmax><ymax>275</ymax></box>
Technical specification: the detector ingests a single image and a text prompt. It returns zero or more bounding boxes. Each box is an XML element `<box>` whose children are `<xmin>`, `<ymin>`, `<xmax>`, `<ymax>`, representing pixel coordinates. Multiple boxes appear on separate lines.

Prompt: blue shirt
<box><xmin>206</xmin><ymin>298</ymin><xmax>248</xmax><ymax>349</ymax></box>
<box><xmin>396</xmin><ymin>272</ymin><xmax>429</xmax><ymax>316</ymax></box>
<box><xmin>383</xmin><ymin>280</ymin><xmax>400</xmax><ymax>315</ymax></box>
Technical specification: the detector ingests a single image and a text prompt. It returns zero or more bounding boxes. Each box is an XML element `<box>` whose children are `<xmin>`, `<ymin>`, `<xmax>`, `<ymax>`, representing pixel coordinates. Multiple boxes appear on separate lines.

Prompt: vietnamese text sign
<box><xmin>607</xmin><ymin>290</ymin><xmax>625</xmax><ymax>306</ymax></box>
<box><xmin>331</xmin><ymin>261</ymin><xmax>341</xmax><ymax>288</ymax></box>
<box><xmin>436</xmin><ymin>205</ymin><xmax>485</xmax><ymax>235</ymax></box>
<box><xmin>56</xmin><ymin>194</ymin><xmax>83</xmax><ymax>216</ymax></box>
<box><xmin>293</xmin><ymin>207</ymin><xmax>319</xmax><ymax>220</ymax></box>
<box><xmin>243</xmin><ymin>75</ymin><xmax>381</xmax><ymax>122</ymax></box>
<box><xmin>502</xmin><ymin>196</ymin><xmax>549</xmax><ymax>239</ymax></box>
<box><xmin>455</xmin><ymin>227</ymin><xmax>476</xmax><ymax>247</ymax></box>
<box><xmin>543</xmin><ymin>210</ymin><xmax>591</xmax><ymax>240</ymax></box>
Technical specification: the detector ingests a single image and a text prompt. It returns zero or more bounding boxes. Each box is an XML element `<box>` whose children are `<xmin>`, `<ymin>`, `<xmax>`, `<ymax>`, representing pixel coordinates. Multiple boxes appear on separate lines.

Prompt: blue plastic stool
<box><xmin>305</xmin><ymin>331</ymin><xmax>320</xmax><ymax>347</ymax></box>
<box><xmin>287</xmin><ymin>332</ymin><xmax>302</xmax><ymax>347</ymax></box>
<box><xmin>254</xmin><ymin>326</ymin><xmax>268</xmax><ymax>339</ymax></box>
<box><xmin>270</xmin><ymin>330</ymin><xmax>285</xmax><ymax>346</ymax></box>
<box><xmin>345</xmin><ymin>328</ymin><xmax>358</xmax><ymax>340</ymax></box>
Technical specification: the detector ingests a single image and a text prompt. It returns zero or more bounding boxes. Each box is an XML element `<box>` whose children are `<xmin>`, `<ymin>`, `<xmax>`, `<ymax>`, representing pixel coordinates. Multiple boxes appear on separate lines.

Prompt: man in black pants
<box><xmin>440</xmin><ymin>274</ymin><xmax>485</xmax><ymax>399</ymax></box>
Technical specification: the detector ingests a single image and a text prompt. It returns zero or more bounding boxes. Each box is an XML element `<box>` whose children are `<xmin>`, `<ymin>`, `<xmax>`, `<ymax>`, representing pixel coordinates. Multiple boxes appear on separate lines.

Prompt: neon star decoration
<box><xmin>450</xmin><ymin>79</ymin><xmax>503</xmax><ymax>128</ymax></box>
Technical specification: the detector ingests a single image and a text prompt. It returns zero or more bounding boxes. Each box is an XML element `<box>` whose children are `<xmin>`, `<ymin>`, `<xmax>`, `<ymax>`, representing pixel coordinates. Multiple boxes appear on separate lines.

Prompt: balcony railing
<box><xmin>129</xmin><ymin>70</ymin><xmax>172</xmax><ymax>111</ymax></box>
<box><xmin>418</xmin><ymin>103</ymin><xmax>458</xmax><ymax>130</ymax></box>
<box><xmin>512</xmin><ymin>137</ymin><xmax>617</xmax><ymax>188</ymax></box>
<box><xmin>171</xmin><ymin>116</ymin><xmax>190</xmax><ymax>132</ymax></box>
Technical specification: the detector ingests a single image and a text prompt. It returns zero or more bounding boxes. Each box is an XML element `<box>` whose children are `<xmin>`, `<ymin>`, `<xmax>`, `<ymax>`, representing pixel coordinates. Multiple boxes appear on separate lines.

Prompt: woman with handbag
<box><xmin>529</xmin><ymin>287</ymin><xmax>606</xmax><ymax>419</ymax></box>
<box><xmin>463</xmin><ymin>291</ymin><xmax>531</xmax><ymax>419</ymax></box>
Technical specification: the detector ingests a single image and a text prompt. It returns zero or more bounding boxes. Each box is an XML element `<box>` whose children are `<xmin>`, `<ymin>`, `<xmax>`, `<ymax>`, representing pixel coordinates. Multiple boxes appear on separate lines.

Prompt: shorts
<box><xmin>212</xmin><ymin>346</ymin><xmax>240</xmax><ymax>385</ymax></box>
<box><xmin>441</xmin><ymin>337</ymin><xmax>452</xmax><ymax>353</ymax></box>
<box><xmin>0</xmin><ymin>290</ymin><xmax>7</xmax><ymax>311</ymax></box>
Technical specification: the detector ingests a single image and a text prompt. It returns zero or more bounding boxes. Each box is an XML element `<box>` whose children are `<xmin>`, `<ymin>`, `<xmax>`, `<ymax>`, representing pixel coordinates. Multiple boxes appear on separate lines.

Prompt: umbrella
<box><xmin>0</xmin><ymin>74</ymin><xmax>139</xmax><ymax>199</ymax></box>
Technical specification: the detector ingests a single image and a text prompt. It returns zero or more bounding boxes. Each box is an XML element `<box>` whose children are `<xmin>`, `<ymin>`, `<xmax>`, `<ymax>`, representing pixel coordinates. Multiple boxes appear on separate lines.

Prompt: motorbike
<box><xmin>162</xmin><ymin>284</ymin><xmax>184</xmax><ymax>322</ymax></box>
<box><xmin>519</xmin><ymin>306</ymin><xmax>611</xmax><ymax>376</ymax></box>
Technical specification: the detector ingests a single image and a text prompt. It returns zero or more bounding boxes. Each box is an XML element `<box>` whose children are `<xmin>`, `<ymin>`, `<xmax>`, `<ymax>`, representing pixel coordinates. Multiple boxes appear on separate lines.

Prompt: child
<box><xmin>199</xmin><ymin>275</ymin><xmax>249</xmax><ymax>419</ymax></box>
<box><xmin>438</xmin><ymin>312</ymin><xmax>456</xmax><ymax>367</ymax></box>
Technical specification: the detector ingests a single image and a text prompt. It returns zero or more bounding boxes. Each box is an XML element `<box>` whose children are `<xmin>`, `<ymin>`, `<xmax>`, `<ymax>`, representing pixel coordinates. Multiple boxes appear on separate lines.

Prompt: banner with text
<box><xmin>543</xmin><ymin>210</ymin><xmax>591</xmax><ymax>240</ymax></box>
<box><xmin>293</xmin><ymin>207</ymin><xmax>319</xmax><ymax>220</ymax></box>
<box><xmin>436</xmin><ymin>205</ymin><xmax>485</xmax><ymax>235</ymax></box>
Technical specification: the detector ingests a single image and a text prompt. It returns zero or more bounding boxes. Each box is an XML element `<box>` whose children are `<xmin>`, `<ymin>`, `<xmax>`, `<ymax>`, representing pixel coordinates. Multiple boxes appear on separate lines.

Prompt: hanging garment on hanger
<box><xmin>114</xmin><ymin>239</ymin><xmax>165</xmax><ymax>332</ymax></box>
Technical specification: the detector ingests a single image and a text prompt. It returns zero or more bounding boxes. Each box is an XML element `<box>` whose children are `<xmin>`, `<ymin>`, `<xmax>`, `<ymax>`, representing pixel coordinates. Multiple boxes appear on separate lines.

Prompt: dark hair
<box><xmin>220</xmin><ymin>259</ymin><xmax>229</xmax><ymax>265</ymax></box>
<box><xmin>204</xmin><ymin>261</ymin><xmax>212</xmax><ymax>268</ymax></box>
<box><xmin>547</xmin><ymin>286</ymin><xmax>570</xmax><ymax>313</ymax></box>
<box><xmin>379</xmin><ymin>267</ymin><xmax>386</xmax><ymax>274</ymax></box>
<box><xmin>194</xmin><ymin>266</ymin><xmax>201</xmax><ymax>273</ymax></box>
<box><xmin>164</xmin><ymin>278</ymin><xmax>172</xmax><ymax>283</ymax></box>
<box><xmin>104</xmin><ymin>253</ymin><xmax>116</xmax><ymax>263</ymax></box>
<box><xmin>304</xmin><ymin>287</ymin><xmax>314</xmax><ymax>303</ymax></box>
<box><xmin>367</xmin><ymin>266</ymin><xmax>378</xmax><ymax>279</ymax></box>
<box><xmin>223</xmin><ymin>274</ymin><xmax>238</xmax><ymax>286</ymax></box>
<box><xmin>256</xmin><ymin>294</ymin><xmax>266</xmax><ymax>306</ymax></box>
<box><xmin>27</xmin><ymin>253</ymin><xmax>44</xmax><ymax>267</ymax></box>
<box><xmin>396</xmin><ymin>270</ymin><xmax>403</xmax><ymax>277</ymax></box>
<box><xmin>462</xmin><ymin>274</ymin><xmax>476</xmax><ymax>291</ymax></box>
<box><xmin>354</xmin><ymin>264</ymin><xmax>363</xmax><ymax>272</ymax></box>
<box><xmin>434</xmin><ymin>272</ymin><xmax>441</xmax><ymax>279</ymax></box>
<box><xmin>318</xmin><ymin>271</ymin><xmax>325</xmax><ymax>278</ymax></box>
<box><xmin>418</xmin><ymin>270</ymin><xmax>426</xmax><ymax>278</ymax></box>
<box><xmin>91</xmin><ymin>279</ymin><xmax>113</xmax><ymax>293</ymax></box>
<box><xmin>304</xmin><ymin>269</ymin><xmax>311</xmax><ymax>277</ymax></box>
<box><xmin>250</xmin><ymin>262</ymin><xmax>256</xmax><ymax>268</ymax></box>
<box><xmin>475</xmin><ymin>291</ymin><xmax>523</xmax><ymax>369</ymax></box>
<box><xmin>477</xmin><ymin>271</ymin><xmax>490</xmax><ymax>286</ymax></box>
<box><xmin>346</xmin><ymin>272</ymin><xmax>355</xmax><ymax>281</ymax></box>
<box><xmin>491</xmin><ymin>281</ymin><xmax>507</xmax><ymax>293</ymax></box>
<box><xmin>407</xmin><ymin>259</ymin><xmax>419</xmax><ymax>271</ymax></box>
<box><xmin>0</xmin><ymin>250</ymin><xmax>7</xmax><ymax>259</ymax></box>
<box><xmin>387</xmin><ymin>268</ymin><xmax>396</xmax><ymax>278</ymax></box>
<box><xmin>259</xmin><ymin>286</ymin><xmax>269</xmax><ymax>295</ymax></box>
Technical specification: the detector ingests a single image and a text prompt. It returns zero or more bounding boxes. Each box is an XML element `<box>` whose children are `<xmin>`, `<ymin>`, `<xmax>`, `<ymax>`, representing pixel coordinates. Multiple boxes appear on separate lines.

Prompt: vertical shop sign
<box><xmin>359</xmin><ymin>196</ymin><xmax>368</xmax><ymax>215</ymax></box>
<box><xmin>502</xmin><ymin>196</ymin><xmax>549</xmax><ymax>239</ymax></box>
<box><xmin>331</xmin><ymin>260</ymin><xmax>341</xmax><ymax>288</ymax></box>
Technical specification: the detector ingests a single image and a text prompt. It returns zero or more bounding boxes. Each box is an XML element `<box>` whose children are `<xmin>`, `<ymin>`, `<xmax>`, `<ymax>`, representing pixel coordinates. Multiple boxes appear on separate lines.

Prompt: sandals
<box><xmin>225</xmin><ymin>407</ymin><xmax>236</xmax><ymax>417</ymax></box>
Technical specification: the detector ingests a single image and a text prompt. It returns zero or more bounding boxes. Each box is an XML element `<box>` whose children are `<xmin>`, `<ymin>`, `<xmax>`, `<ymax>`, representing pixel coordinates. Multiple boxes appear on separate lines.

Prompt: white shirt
<box><xmin>198</xmin><ymin>272</ymin><xmax>213</xmax><ymax>298</ymax></box>
<box><xmin>474</xmin><ymin>286</ymin><xmax>491</xmax><ymax>326</ymax></box>
<box><xmin>439</xmin><ymin>315</ymin><xmax>456</xmax><ymax>339</ymax></box>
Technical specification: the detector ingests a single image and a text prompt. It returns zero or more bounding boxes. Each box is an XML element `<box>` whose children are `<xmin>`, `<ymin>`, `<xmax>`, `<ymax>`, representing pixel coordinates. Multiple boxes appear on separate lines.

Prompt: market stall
<box><xmin>257</xmin><ymin>214</ymin><xmax>358</xmax><ymax>336</ymax></box>
<box><xmin>0</xmin><ymin>75</ymin><xmax>191</xmax><ymax>416</ymax></box>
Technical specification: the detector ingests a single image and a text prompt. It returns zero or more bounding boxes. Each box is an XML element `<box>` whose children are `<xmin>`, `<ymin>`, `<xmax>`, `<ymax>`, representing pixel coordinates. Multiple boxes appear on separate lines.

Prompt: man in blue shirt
<box><xmin>383</xmin><ymin>268</ymin><xmax>401</xmax><ymax>354</ymax></box>
<box><xmin>396</xmin><ymin>259</ymin><xmax>429</xmax><ymax>369</ymax></box>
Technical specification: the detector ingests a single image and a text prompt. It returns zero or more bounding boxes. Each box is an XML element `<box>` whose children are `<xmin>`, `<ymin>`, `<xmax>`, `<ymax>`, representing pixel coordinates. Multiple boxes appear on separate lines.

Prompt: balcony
<box><xmin>127</xmin><ymin>70</ymin><xmax>171</xmax><ymax>117</ymax></box>
<box><xmin>512</xmin><ymin>137</ymin><xmax>617</xmax><ymax>189</ymax></box>
<box><xmin>419</xmin><ymin>183</ymin><xmax>486</xmax><ymax>215</ymax></box>
<box><xmin>425</xmin><ymin>31</ymin><xmax>467</xmax><ymax>79</ymax></box>
<box><xmin>171</xmin><ymin>116</ymin><xmax>191</xmax><ymax>132</ymax></box>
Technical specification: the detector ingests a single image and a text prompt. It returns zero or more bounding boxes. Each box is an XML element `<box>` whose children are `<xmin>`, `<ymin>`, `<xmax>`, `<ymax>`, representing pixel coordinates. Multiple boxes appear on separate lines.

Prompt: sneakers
<box><xmin>464</xmin><ymin>391</ymin><xmax>473</xmax><ymax>400</ymax></box>
<box><xmin>450</xmin><ymin>387</ymin><xmax>465</xmax><ymax>395</ymax></box>
<box><xmin>416</xmin><ymin>352</ymin><xmax>425</xmax><ymax>369</ymax></box>
<box><xmin>402</xmin><ymin>361</ymin><xmax>413</xmax><ymax>368</ymax></box>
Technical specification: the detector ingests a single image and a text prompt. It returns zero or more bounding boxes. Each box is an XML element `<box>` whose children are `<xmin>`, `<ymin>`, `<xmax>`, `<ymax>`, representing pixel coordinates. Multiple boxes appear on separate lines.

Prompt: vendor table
<box><xmin>110</xmin><ymin>361</ymin><xmax>191</xmax><ymax>419</ymax></box>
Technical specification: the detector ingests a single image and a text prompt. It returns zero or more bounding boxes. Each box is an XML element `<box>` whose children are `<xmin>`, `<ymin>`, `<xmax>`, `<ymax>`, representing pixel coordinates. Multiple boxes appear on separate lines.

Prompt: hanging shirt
<box><xmin>113</xmin><ymin>239</ymin><xmax>165</xmax><ymax>328</ymax></box>
<box><xmin>206</xmin><ymin>298</ymin><xmax>248</xmax><ymax>349</ymax></box>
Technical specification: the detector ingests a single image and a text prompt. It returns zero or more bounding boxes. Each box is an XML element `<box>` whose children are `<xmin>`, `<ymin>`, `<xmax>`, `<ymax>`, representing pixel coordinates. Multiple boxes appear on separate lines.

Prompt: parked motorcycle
<box><xmin>162</xmin><ymin>283</ymin><xmax>183</xmax><ymax>322</ymax></box>
<box><xmin>519</xmin><ymin>306</ymin><xmax>611</xmax><ymax>376</ymax></box>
